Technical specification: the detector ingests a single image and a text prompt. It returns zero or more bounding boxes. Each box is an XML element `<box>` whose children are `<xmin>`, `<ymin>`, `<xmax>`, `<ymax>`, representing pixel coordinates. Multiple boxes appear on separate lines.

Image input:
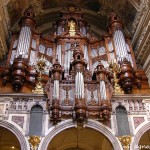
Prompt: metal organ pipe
<box><xmin>118</xmin><ymin>30</ymin><xmax>122</xmax><ymax>61</ymax></box>
<box><xmin>24</xmin><ymin>27</ymin><xmax>28</xmax><ymax>56</ymax></box>
<box><xmin>118</xmin><ymin>30</ymin><xmax>124</xmax><ymax>60</ymax></box>
<box><xmin>67</xmin><ymin>50</ymin><xmax>70</xmax><ymax>70</ymax></box>
<box><xmin>117</xmin><ymin>30</ymin><xmax>122</xmax><ymax>61</ymax></box>
<box><xmin>81</xmin><ymin>72</ymin><xmax>84</xmax><ymax>98</ymax></box>
<box><xmin>75</xmin><ymin>73</ymin><xmax>77</xmax><ymax>98</ymax></box>
<box><xmin>114</xmin><ymin>31</ymin><xmax>119</xmax><ymax>60</ymax></box>
<box><xmin>53</xmin><ymin>80</ymin><xmax>59</xmax><ymax>99</ymax></box>
<box><xmin>113</xmin><ymin>29</ymin><xmax>129</xmax><ymax>62</ymax></box>
<box><xmin>16</xmin><ymin>26</ymin><xmax>31</xmax><ymax>58</ymax></box>
<box><xmin>17</xmin><ymin>27</ymin><xmax>24</xmax><ymax>56</ymax></box>
<box><xmin>100</xmin><ymin>81</ymin><xmax>106</xmax><ymax>100</ymax></box>
<box><xmin>75</xmin><ymin>72</ymin><xmax>84</xmax><ymax>99</ymax></box>
<box><xmin>78</xmin><ymin>72</ymin><xmax>80</xmax><ymax>99</ymax></box>
<box><xmin>56</xmin><ymin>45</ymin><xmax>62</xmax><ymax>65</ymax></box>
<box><xmin>84</xmin><ymin>46</ymin><xmax>89</xmax><ymax>69</ymax></box>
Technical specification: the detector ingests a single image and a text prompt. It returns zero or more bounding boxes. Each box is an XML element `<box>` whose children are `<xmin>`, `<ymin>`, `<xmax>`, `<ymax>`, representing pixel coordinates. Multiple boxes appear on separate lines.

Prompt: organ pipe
<box><xmin>56</xmin><ymin>45</ymin><xmax>62</xmax><ymax>65</ymax></box>
<box><xmin>75</xmin><ymin>72</ymin><xmax>84</xmax><ymax>99</ymax></box>
<box><xmin>53</xmin><ymin>80</ymin><xmax>60</xmax><ymax>99</ymax></box>
<box><xmin>100</xmin><ymin>81</ymin><xmax>106</xmax><ymax>100</ymax></box>
<box><xmin>16</xmin><ymin>26</ymin><xmax>31</xmax><ymax>58</ymax></box>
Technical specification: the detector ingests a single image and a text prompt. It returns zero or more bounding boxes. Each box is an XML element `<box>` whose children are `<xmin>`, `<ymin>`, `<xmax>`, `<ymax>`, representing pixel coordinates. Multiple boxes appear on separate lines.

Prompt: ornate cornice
<box><xmin>131</xmin><ymin>0</ymin><xmax>149</xmax><ymax>43</ymax></box>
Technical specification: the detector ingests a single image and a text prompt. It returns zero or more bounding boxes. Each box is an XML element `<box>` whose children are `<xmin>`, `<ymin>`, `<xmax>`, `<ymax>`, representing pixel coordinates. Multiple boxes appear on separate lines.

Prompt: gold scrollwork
<box><xmin>32</xmin><ymin>56</ymin><xmax>47</xmax><ymax>94</ymax></box>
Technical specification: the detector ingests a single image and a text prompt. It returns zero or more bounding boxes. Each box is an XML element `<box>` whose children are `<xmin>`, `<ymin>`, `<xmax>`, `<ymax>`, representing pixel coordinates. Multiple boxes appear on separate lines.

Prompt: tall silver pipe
<box><xmin>27</xmin><ymin>27</ymin><xmax>31</xmax><ymax>49</ymax></box>
<box><xmin>64</xmin><ymin>51</ymin><xmax>67</xmax><ymax>70</ymax></box>
<box><xmin>21</xmin><ymin>27</ymin><xmax>27</xmax><ymax>56</ymax></box>
<box><xmin>117</xmin><ymin>30</ymin><xmax>123</xmax><ymax>60</ymax></box>
<box><xmin>100</xmin><ymin>81</ymin><xmax>106</xmax><ymax>100</ymax></box>
<box><xmin>53</xmin><ymin>80</ymin><xmax>56</xmax><ymax>99</ymax></box>
<box><xmin>19</xmin><ymin>27</ymin><xmax>25</xmax><ymax>55</ymax></box>
<box><xmin>119</xmin><ymin>30</ymin><xmax>125</xmax><ymax>60</ymax></box>
<box><xmin>114</xmin><ymin>31</ymin><xmax>119</xmax><ymax>59</ymax></box>
<box><xmin>75</xmin><ymin>73</ymin><xmax>77</xmax><ymax>98</ymax></box>
<box><xmin>53</xmin><ymin>80</ymin><xmax>59</xmax><ymax>99</ymax></box>
<box><xmin>79</xmin><ymin>72</ymin><xmax>82</xmax><ymax>98</ymax></box>
<box><xmin>16</xmin><ymin>27</ymin><xmax>24</xmax><ymax>56</ymax></box>
<box><xmin>56</xmin><ymin>80</ymin><xmax>59</xmax><ymax>99</ymax></box>
<box><xmin>121</xmin><ymin>31</ymin><xmax>129</xmax><ymax>59</ymax></box>
<box><xmin>81</xmin><ymin>72</ymin><xmax>83</xmax><ymax>98</ymax></box>
<box><xmin>75</xmin><ymin>72</ymin><xmax>79</xmax><ymax>99</ymax></box>
<box><xmin>16</xmin><ymin>26</ymin><xmax>31</xmax><ymax>58</ymax></box>
<box><xmin>78</xmin><ymin>72</ymin><xmax>80</xmax><ymax>98</ymax></box>
<box><xmin>25</xmin><ymin>26</ymin><xmax>31</xmax><ymax>57</ymax></box>
<box><xmin>81</xmin><ymin>73</ymin><xmax>84</xmax><ymax>98</ymax></box>
<box><xmin>23</xmin><ymin>27</ymin><xmax>28</xmax><ymax>57</ymax></box>
<box><xmin>118</xmin><ymin>30</ymin><xmax>123</xmax><ymax>60</ymax></box>
<box><xmin>68</xmin><ymin>50</ymin><xmax>70</xmax><ymax>70</ymax></box>
<box><xmin>79</xmin><ymin>72</ymin><xmax>81</xmax><ymax>99</ymax></box>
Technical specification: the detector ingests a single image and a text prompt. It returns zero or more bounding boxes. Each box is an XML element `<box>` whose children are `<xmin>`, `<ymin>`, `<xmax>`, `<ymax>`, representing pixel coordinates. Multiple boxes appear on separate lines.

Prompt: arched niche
<box><xmin>0</xmin><ymin>126</ymin><xmax>21</xmax><ymax>150</ymax></box>
<box><xmin>38</xmin><ymin>119</ymin><xmax>123</xmax><ymax>150</ymax></box>
<box><xmin>116</xmin><ymin>105</ymin><xmax>130</xmax><ymax>136</ymax></box>
<box><xmin>131</xmin><ymin>122</ymin><xmax>150</xmax><ymax>150</ymax></box>
<box><xmin>0</xmin><ymin>121</ymin><xmax>29</xmax><ymax>150</ymax></box>
<box><xmin>29</xmin><ymin>105</ymin><xmax>43</xmax><ymax>136</ymax></box>
<box><xmin>139</xmin><ymin>128</ymin><xmax>150</xmax><ymax>149</ymax></box>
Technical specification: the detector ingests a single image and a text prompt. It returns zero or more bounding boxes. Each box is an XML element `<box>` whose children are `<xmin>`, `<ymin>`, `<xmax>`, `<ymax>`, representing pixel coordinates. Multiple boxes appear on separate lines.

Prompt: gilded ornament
<box><xmin>109</xmin><ymin>60</ymin><xmax>124</xmax><ymax>94</ymax></box>
<box><xmin>68</xmin><ymin>20</ymin><xmax>76</xmax><ymax>36</ymax></box>
<box><xmin>32</xmin><ymin>56</ymin><xmax>47</xmax><ymax>94</ymax></box>
<box><xmin>118</xmin><ymin>135</ymin><xmax>132</xmax><ymax>150</ymax></box>
<box><xmin>28</xmin><ymin>136</ymin><xmax>41</xmax><ymax>150</ymax></box>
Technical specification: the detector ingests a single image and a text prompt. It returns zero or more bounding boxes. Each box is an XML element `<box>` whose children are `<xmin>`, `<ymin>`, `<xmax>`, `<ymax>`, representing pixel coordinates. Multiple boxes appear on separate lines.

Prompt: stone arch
<box><xmin>0</xmin><ymin>120</ymin><xmax>29</xmax><ymax>150</ymax></box>
<box><xmin>112</xmin><ymin>100</ymin><xmax>129</xmax><ymax>112</ymax></box>
<box><xmin>28</xmin><ymin>102</ymin><xmax>45</xmax><ymax>111</ymax></box>
<box><xmin>130</xmin><ymin>121</ymin><xmax>150</xmax><ymax>150</ymax></box>
<box><xmin>38</xmin><ymin>119</ymin><xmax>123</xmax><ymax>150</ymax></box>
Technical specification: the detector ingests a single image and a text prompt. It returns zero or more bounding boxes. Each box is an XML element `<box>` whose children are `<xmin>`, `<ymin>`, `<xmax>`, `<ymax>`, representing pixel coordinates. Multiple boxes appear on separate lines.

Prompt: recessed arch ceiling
<box><xmin>7</xmin><ymin>0</ymin><xmax>137</xmax><ymax>39</ymax></box>
<box><xmin>47</xmin><ymin>127</ymin><xmax>113</xmax><ymax>150</ymax></box>
<box><xmin>0</xmin><ymin>126</ymin><xmax>21</xmax><ymax>150</ymax></box>
<box><xmin>139</xmin><ymin>128</ymin><xmax>150</xmax><ymax>150</ymax></box>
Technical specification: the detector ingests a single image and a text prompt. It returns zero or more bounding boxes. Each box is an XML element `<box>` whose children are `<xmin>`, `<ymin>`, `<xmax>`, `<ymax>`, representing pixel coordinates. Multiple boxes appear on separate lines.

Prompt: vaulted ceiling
<box><xmin>7</xmin><ymin>0</ymin><xmax>137</xmax><ymax>37</ymax></box>
<box><xmin>0</xmin><ymin>0</ymin><xmax>150</xmax><ymax>84</ymax></box>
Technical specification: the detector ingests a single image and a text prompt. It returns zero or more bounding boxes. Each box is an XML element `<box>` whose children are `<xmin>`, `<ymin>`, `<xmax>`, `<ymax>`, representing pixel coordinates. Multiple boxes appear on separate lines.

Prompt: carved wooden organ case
<box><xmin>2</xmin><ymin>6</ymin><xmax>142</xmax><ymax>125</ymax></box>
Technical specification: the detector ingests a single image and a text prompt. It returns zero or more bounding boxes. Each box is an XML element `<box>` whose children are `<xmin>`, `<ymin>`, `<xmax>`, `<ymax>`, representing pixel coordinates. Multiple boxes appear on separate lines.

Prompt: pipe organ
<box><xmin>1</xmin><ymin>6</ymin><xmax>143</xmax><ymax>125</ymax></box>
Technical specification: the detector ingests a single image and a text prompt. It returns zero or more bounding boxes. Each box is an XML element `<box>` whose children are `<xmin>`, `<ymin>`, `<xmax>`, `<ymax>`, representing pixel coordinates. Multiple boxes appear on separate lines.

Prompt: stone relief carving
<box><xmin>0</xmin><ymin>97</ymin><xmax>12</xmax><ymax>120</ymax></box>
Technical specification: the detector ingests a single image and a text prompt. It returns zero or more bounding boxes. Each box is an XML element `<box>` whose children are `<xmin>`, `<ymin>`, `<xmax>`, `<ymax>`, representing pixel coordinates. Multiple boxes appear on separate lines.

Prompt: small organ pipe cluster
<box><xmin>1</xmin><ymin>6</ymin><xmax>142</xmax><ymax>125</ymax></box>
